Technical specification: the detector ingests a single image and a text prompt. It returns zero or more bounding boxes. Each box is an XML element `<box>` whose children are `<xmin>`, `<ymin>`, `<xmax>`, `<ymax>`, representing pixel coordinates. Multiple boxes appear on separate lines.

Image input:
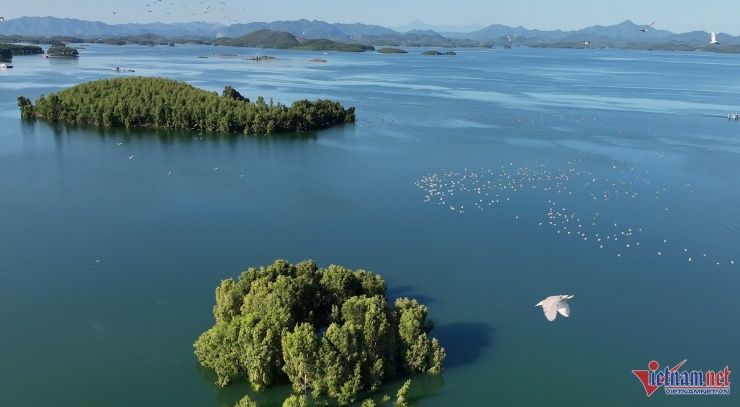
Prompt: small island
<box><xmin>376</xmin><ymin>47</ymin><xmax>408</xmax><ymax>54</ymax></box>
<box><xmin>194</xmin><ymin>259</ymin><xmax>445</xmax><ymax>405</ymax></box>
<box><xmin>243</xmin><ymin>55</ymin><xmax>275</xmax><ymax>61</ymax></box>
<box><xmin>421</xmin><ymin>50</ymin><xmax>456</xmax><ymax>55</ymax></box>
<box><xmin>46</xmin><ymin>43</ymin><xmax>79</xmax><ymax>57</ymax></box>
<box><xmin>17</xmin><ymin>77</ymin><xmax>355</xmax><ymax>135</ymax></box>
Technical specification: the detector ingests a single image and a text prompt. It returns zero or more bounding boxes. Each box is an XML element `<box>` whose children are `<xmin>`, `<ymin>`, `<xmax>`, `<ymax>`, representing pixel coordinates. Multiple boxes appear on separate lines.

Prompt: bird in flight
<box><xmin>536</xmin><ymin>295</ymin><xmax>574</xmax><ymax>321</ymax></box>
<box><xmin>0</xmin><ymin>17</ymin><xmax>5</xmax><ymax>20</ymax></box>
<box><xmin>636</xmin><ymin>21</ymin><xmax>655</xmax><ymax>32</ymax></box>
<box><xmin>710</xmin><ymin>32</ymin><xmax>720</xmax><ymax>45</ymax></box>
<box><xmin>582</xmin><ymin>40</ymin><xmax>591</xmax><ymax>46</ymax></box>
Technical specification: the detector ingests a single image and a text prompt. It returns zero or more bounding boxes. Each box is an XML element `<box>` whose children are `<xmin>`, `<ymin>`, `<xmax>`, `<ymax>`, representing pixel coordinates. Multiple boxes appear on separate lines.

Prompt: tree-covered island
<box><xmin>47</xmin><ymin>43</ymin><xmax>79</xmax><ymax>57</ymax></box>
<box><xmin>194</xmin><ymin>259</ymin><xmax>445</xmax><ymax>405</ymax></box>
<box><xmin>0</xmin><ymin>43</ymin><xmax>45</xmax><ymax>59</ymax></box>
<box><xmin>17</xmin><ymin>77</ymin><xmax>355</xmax><ymax>135</ymax></box>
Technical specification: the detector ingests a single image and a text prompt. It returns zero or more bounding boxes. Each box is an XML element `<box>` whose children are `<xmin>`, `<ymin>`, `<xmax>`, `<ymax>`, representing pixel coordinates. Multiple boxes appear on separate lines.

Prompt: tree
<box><xmin>222</xmin><ymin>85</ymin><xmax>249</xmax><ymax>103</ymax></box>
<box><xmin>341</xmin><ymin>295</ymin><xmax>396</xmax><ymax>390</ymax></box>
<box><xmin>316</xmin><ymin>323</ymin><xmax>365</xmax><ymax>405</ymax></box>
<box><xmin>234</xmin><ymin>395</ymin><xmax>258</xmax><ymax>407</ymax></box>
<box><xmin>395</xmin><ymin>380</ymin><xmax>411</xmax><ymax>407</ymax></box>
<box><xmin>395</xmin><ymin>298</ymin><xmax>444</xmax><ymax>374</ymax></box>
<box><xmin>282</xmin><ymin>323</ymin><xmax>319</xmax><ymax>393</ymax></box>
<box><xmin>282</xmin><ymin>394</ymin><xmax>309</xmax><ymax>407</ymax></box>
<box><xmin>193</xmin><ymin>320</ymin><xmax>242</xmax><ymax>386</ymax></box>
<box><xmin>214</xmin><ymin>278</ymin><xmax>247</xmax><ymax>323</ymax></box>
<box><xmin>17</xmin><ymin>96</ymin><xmax>35</xmax><ymax>119</ymax></box>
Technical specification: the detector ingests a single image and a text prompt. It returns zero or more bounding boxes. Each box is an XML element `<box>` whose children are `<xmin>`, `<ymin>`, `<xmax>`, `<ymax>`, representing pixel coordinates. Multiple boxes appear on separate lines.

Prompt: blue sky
<box><xmin>2</xmin><ymin>0</ymin><xmax>739</xmax><ymax>35</ymax></box>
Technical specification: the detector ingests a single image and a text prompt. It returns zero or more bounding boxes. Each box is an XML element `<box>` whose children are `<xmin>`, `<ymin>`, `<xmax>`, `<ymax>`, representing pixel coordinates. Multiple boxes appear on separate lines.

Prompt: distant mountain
<box><xmin>0</xmin><ymin>16</ymin><xmax>222</xmax><ymax>38</ymax></box>
<box><xmin>0</xmin><ymin>16</ymin><xmax>737</xmax><ymax>49</ymax></box>
<box><xmin>215</xmin><ymin>19</ymin><xmax>395</xmax><ymax>40</ymax></box>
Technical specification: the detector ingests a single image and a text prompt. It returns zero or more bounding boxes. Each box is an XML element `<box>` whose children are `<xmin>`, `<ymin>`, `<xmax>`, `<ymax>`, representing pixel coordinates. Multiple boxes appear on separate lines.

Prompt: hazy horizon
<box><xmin>2</xmin><ymin>0</ymin><xmax>739</xmax><ymax>36</ymax></box>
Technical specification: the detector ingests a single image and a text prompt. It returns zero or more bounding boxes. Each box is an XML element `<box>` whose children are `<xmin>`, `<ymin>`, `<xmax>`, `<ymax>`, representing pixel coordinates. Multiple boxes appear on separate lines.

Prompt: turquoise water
<box><xmin>1</xmin><ymin>44</ymin><xmax>739</xmax><ymax>406</ymax></box>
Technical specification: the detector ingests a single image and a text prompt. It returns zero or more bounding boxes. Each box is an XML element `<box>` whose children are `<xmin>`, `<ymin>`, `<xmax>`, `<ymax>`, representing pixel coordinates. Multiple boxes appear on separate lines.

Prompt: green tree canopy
<box><xmin>19</xmin><ymin>77</ymin><xmax>355</xmax><ymax>135</ymax></box>
<box><xmin>194</xmin><ymin>259</ymin><xmax>445</xmax><ymax>406</ymax></box>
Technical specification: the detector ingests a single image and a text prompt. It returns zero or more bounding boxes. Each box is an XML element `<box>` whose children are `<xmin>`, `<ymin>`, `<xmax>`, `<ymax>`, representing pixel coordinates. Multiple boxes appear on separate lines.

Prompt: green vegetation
<box><xmin>212</xmin><ymin>29</ymin><xmax>374</xmax><ymax>52</ymax></box>
<box><xmin>395</xmin><ymin>380</ymin><xmax>412</xmax><ymax>407</ymax></box>
<box><xmin>376</xmin><ymin>48</ymin><xmax>408</xmax><ymax>54</ymax></box>
<box><xmin>194</xmin><ymin>259</ymin><xmax>445</xmax><ymax>406</ymax></box>
<box><xmin>47</xmin><ymin>44</ymin><xmax>79</xmax><ymax>57</ymax></box>
<box><xmin>0</xmin><ymin>43</ymin><xmax>44</xmax><ymax>57</ymax></box>
<box><xmin>292</xmin><ymin>38</ymin><xmax>374</xmax><ymax>52</ymax></box>
<box><xmin>421</xmin><ymin>50</ymin><xmax>456</xmax><ymax>55</ymax></box>
<box><xmin>213</xmin><ymin>29</ymin><xmax>300</xmax><ymax>48</ymax></box>
<box><xmin>17</xmin><ymin>77</ymin><xmax>355</xmax><ymax>135</ymax></box>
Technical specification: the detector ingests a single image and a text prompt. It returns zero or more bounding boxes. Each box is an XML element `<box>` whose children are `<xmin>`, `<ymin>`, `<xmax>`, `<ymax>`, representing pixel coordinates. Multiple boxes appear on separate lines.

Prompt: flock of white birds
<box><xmin>415</xmin><ymin>158</ymin><xmax>736</xmax><ymax>269</ymax></box>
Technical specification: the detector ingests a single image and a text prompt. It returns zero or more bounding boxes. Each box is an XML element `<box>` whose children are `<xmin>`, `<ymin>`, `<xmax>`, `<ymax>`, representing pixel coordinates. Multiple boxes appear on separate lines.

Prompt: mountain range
<box><xmin>0</xmin><ymin>16</ymin><xmax>737</xmax><ymax>48</ymax></box>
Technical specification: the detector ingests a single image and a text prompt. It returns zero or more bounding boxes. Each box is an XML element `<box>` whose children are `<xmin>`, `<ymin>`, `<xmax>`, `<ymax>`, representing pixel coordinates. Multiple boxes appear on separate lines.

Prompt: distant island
<box><xmin>194</xmin><ymin>259</ymin><xmax>444</xmax><ymax>405</ymax></box>
<box><xmin>421</xmin><ymin>50</ymin><xmax>456</xmax><ymax>55</ymax></box>
<box><xmin>17</xmin><ymin>77</ymin><xmax>355</xmax><ymax>135</ymax></box>
<box><xmin>46</xmin><ymin>43</ymin><xmax>79</xmax><ymax>57</ymax></box>
<box><xmin>377</xmin><ymin>48</ymin><xmax>408</xmax><ymax>54</ymax></box>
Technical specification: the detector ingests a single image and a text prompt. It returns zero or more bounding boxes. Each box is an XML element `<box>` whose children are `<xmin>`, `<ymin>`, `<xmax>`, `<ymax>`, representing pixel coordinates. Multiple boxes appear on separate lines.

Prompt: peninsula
<box><xmin>17</xmin><ymin>77</ymin><xmax>355</xmax><ymax>134</ymax></box>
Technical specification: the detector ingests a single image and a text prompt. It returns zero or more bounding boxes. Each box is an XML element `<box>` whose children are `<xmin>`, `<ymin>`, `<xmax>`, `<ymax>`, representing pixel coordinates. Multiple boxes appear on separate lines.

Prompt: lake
<box><xmin>1</xmin><ymin>44</ymin><xmax>738</xmax><ymax>406</ymax></box>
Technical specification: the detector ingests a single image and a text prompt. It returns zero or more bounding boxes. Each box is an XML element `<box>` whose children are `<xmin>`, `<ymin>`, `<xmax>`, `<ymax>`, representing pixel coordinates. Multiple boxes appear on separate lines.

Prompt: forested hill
<box><xmin>211</xmin><ymin>29</ymin><xmax>374</xmax><ymax>51</ymax></box>
<box><xmin>17</xmin><ymin>77</ymin><xmax>355</xmax><ymax>135</ymax></box>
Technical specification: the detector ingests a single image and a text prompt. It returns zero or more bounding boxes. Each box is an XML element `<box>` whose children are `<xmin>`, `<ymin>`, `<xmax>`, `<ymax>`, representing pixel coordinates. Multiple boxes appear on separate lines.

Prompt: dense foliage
<box><xmin>194</xmin><ymin>260</ymin><xmax>445</xmax><ymax>405</ymax></box>
<box><xmin>376</xmin><ymin>48</ymin><xmax>408</xmax><ymax>54</ymax></box>
<box><xmin>292</xmin><ymin>39</ymin><xmax>374</xmax><ymax>52</ymax></box>
<box><xmin>213</xmin><ymin>29</ymin><xmax>300</xmax><ymax>48</ymax></box>
<box><xmin>421</xmin><ymin>50</ymin><xmax>456</xmax><ymax>55</ymax></box>
<box><xmin>47</xmin><ymin>44</ymin><xmax>79</xmax><ymax>57</ymax></box>
<box><xmin>0</xmin><ymin>43</ymin><xmax>44</xmax><ymax>56</ymax></box>
<box><xmin>17</xmin><ymin>77</ymin><xmax>355</xmax><ymax>134</ymax></box>
<box><xmin>212</xmin><ymin>29</ymin><xmax>374</xmax><ymax>52</ymax></box>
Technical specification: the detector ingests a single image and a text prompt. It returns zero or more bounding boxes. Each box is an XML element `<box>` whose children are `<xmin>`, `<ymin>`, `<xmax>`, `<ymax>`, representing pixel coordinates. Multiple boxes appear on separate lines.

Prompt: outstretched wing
<box><xmin>557</xmin><ymin>298</ymin><xmax>571</xmax><ymax>317</ymax></box>
<box><xmin>536</xmin><ymin>296</ymin><xmax>560</xmax><ymax>321</ymax></box>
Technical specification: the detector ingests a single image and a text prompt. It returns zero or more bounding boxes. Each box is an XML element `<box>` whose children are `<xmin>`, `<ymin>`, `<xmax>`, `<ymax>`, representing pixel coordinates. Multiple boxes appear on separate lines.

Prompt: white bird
<box><xmin>536</xmin><ymin>295</ymin><xmax>574</xmax><ymax>321</ymax></box>
<box><xmin>582</xmin><ymin>40</ymin><xmax>591</xmax><ymax>45</ymax></box>
<box><xmin>710</xmin><ymin>32</ymin><xmax>720</xmax><ymax>45</ymax></box>
<box><xmin>636</xmin><ymin>21</ymin><xmax>655</xmax><ymax>32</ymax></box>
<box><xmin>127</xmin><ymin>155</ymin><xmax>134</xmax><ymax>159</ymax></box>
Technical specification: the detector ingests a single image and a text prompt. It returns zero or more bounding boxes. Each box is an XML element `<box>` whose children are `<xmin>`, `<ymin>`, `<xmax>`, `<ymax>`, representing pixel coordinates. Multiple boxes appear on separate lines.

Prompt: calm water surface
<box><xmin>1</xmin><ymin>44</ymin><xmax>739</xmax><ymax>406</ymax></box>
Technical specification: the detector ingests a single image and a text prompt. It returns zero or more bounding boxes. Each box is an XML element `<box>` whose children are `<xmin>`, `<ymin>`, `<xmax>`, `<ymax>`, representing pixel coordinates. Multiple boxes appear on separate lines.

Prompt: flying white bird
<box><xmin>710</xmin><ymin>32</ymin><xmax>720</xmax><ymax>45</ymax></box>
<box><xmin>536</xmin><ymin>295</ymin><xmax>574</xmax><ymax>321</ymax></box>
<box><xmin>582</xmin><ymin>40</ymin><xmax>591</xmax><ymax>46</ymax></box>
<box><xmin>636</xmin><ymin>21</ymin><xmax>655</xmax><ymax>32</ymax></box>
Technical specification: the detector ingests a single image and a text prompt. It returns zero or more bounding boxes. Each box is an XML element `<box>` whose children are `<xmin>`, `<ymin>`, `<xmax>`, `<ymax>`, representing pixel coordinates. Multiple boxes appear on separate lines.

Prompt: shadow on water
<box><xmin>41</xmin><ymin>120</ymin><xmax>321</xmax><ymax>145</ymax></box>
<box><xmin>195</xmin><ymin>363</ymin><xmax>293</xmax><ymax>407</ymax></box>
<box><xmin>433</xmin><ymin>322</ymin><xmax>494</xmax><ymax>370</ymax></box>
